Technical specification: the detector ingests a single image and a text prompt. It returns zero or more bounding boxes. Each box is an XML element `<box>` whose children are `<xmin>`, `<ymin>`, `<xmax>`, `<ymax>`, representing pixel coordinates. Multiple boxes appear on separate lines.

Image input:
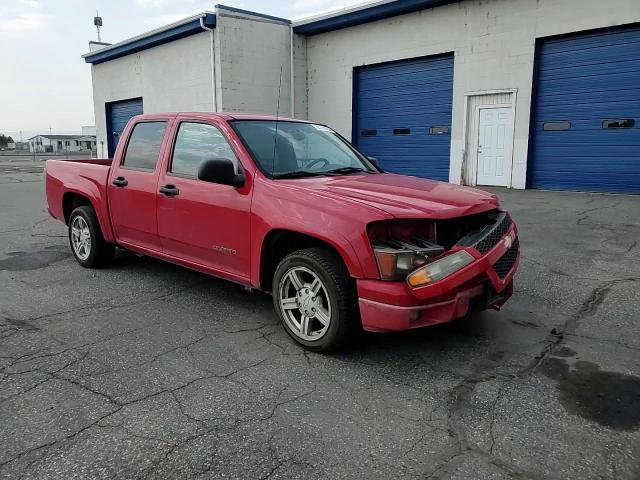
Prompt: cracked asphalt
<box><xmin>1</xmin><ymin>158</ymin><xmax>639</xmax><ymax>479</ymax></box>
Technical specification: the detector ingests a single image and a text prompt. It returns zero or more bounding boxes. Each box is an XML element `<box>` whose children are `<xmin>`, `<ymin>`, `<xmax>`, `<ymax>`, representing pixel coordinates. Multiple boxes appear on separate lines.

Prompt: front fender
<box><xmin>249</xmin><ymin>176</ymin><xmax>395</xmax><ymax>287</ymax></box>
<box><xmin>251</xmin><ymin>221</ymin><xmax>365</xmax><ymax>288</ymax></box>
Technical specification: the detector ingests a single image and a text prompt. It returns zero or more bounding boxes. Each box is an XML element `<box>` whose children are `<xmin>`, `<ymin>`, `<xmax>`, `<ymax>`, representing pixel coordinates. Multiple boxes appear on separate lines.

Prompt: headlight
<box><xmin>406</xmin><ymin>250</ymin><xmax>475</xmax><ymax>288</ymax></box>
<box><xmin>373</xmin><ymin>247</ymin><xmax>430</xmax><ymax>281</ymax></box>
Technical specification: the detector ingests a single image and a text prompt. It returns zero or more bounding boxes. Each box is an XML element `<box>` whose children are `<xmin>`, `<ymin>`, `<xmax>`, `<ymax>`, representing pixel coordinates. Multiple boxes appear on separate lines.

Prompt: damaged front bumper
<box><xmin>357</xmin><ymin>223</ymin><xmax>519</xmax><ymax>332</ymax></box>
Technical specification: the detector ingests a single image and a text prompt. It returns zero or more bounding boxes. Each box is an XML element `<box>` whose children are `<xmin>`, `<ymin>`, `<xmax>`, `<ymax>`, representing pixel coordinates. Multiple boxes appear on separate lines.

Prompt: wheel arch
<box><xmin>63</xmin><ymin>192</ymin><xmax>93</xmax><ymax>224</ymax></box>
<box><xmin>62</xmin><ymin>190</ymin><xmax>115</xmax><ymax>243</ymax></box>
<box><xmin>258</xmin><ymin>229</ymin><xmax>361</xmax><ymax>292</ymax></box>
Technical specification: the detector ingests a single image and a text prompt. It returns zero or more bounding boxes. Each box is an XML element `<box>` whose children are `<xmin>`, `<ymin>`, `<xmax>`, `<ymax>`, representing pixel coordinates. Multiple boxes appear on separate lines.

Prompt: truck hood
<box><xmin>284</xmin><ymin>173</ymin><xmax>499</xmax><ymax>218</ymax></box>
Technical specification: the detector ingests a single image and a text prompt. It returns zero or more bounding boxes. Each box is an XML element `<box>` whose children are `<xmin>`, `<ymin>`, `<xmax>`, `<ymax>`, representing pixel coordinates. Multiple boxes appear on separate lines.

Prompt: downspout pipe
<box><xmin>200</xmin><ymin>15</ymin><xmax>217</xmax><ymax>112</ymax></box>
<box><xmin>290</xmin><ymin>25</ymin><xmax>295</xmax><ymax>118</ymax></box>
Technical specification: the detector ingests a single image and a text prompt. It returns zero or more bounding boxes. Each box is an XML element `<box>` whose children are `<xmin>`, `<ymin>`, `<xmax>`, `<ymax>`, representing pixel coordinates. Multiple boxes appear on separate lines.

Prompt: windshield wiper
<box><xmin>272</xmin><ymin>167</ymin><xmax>374</xmax><ymax>179</ymax></box>
<box><xmin>324</xmin><ymin>167</ymin><xmax>373</xmax><ymax>175</ymax></box>
<box><xmin>272</xmin><ymin>170</ymin><xmax>324</xmax><ymax>179</ymax></box>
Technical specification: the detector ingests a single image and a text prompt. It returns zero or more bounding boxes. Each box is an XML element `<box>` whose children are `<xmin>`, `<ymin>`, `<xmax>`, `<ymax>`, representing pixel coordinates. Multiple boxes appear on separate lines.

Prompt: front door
<box><xmin>108</xmin><ymin>120</ymin><xmax>169</xmax><ymax>252</ymax></box>
<box><xmin>476</xmin><ymin>107</ymin><xmax>512</xmax><ymax>187</ymax></box>
<box><xmin>156</xmin><ymin>120</ymin><xmax>252</xmax><ymax>281</ymax></box>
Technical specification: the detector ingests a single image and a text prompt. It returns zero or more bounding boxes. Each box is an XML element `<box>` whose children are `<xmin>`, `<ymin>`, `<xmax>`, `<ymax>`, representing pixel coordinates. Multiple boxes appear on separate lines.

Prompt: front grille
<box><xmin>493</xmin><ymin>238</ymin><xmax>519</xmax><ymax>279</ymax></box>
<box><xmin>474</xmin><ymin>214</ymin><xmax>513</xmax><ymax>254</ymax></box>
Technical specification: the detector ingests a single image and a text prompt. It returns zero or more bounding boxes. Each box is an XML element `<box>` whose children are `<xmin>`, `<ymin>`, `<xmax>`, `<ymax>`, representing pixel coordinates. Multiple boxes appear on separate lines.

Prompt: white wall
<box><xmin>215</xmin><ymin>10</ymin><xmax>293</xmax><ymax>116</ymax></box>
<box><xmin>292</xmin><ymin>33</ymin><xmax>308</xmax><ymax>119</ymax></box>
<box><xmin>90</xmin><ymin>31</ymin><xmax>215</xmax><ymax>155</ymax></box>
<box><xmin>304</xmin><ymin>0</ymin><xmax>640</xmax><ymax>188</ymax></box>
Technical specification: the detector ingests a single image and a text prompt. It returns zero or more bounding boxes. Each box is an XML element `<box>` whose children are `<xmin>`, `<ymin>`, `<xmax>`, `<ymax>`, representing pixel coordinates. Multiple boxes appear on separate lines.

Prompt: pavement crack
<box><xmin>488</xmin><ymin>383</ymin><xmax>506</xmax><ymax>455</ymax></box>
<box><xmin>0</xmin><ymin>407</ymin><xmax>122</xmax><ymax>468</ymax></box>
<box><xmin>525</xmin><ymin>277</ymin><xmax>640</xmax><ymax>373</ymax></box>
<box><xmin>259</xmin><ymin>458</ymin><xmax>288</xmax><ymax>480</ymax></box>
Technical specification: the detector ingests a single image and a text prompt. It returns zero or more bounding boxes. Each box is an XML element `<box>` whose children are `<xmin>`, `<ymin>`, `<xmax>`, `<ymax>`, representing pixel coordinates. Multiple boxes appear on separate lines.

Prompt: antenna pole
<box><xmin>94</xmin><ymin>11</ymin><xmax>103</xmax><ymax>42</ymax></box>
<box><xmin>271</xmin><ymin>65</ymin><xmax>284</xmax><ymax>176</ymax></box>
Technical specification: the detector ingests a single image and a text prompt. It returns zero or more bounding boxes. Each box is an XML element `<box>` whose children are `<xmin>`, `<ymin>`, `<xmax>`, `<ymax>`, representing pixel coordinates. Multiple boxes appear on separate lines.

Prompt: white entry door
<box><xmin>476</xmin><ymin>107</ymin><xmax>512</xmax><ymax>187</ymax></box>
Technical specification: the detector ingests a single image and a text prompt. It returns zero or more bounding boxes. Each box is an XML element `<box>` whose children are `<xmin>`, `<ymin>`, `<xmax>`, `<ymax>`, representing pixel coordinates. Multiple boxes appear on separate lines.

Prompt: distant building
<box><xmin>15</xmin><ymin>142</ymin><xmax>29</xmax><ymax>151</ymax></box>
<box><xmin>28</xmin><ymin>134</ymin><xmax>97</xmax><ymax>153</ymax></box>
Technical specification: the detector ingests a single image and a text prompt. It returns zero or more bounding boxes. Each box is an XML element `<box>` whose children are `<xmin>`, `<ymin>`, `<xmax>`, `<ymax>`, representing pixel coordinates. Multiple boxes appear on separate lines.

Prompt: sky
<box><xmin>0</xmin><ymin>0</ymin><xmax>366</xmax><ymax>140</ymax></box>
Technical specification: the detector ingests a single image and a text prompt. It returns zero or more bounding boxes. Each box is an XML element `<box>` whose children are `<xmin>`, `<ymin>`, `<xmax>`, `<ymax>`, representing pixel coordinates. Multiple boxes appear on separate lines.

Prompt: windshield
<box><xmin>231</xmin><ymin>120</ymin><xmax>377</xmax><ymax>178</ymax></box>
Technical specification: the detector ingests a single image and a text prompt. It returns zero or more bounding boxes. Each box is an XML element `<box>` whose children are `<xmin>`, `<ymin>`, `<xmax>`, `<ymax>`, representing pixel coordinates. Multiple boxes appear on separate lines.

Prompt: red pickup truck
<box><xmin>46</xmin><ymin>113</ymin><xmax>519</xmax><ymax>351</ymax></box>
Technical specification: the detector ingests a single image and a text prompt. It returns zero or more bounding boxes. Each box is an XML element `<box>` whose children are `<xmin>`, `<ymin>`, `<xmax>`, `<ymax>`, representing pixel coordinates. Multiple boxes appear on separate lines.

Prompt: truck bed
<box><xmin>45</xmin><ymin>158</ymin><xmax>114</xmax><ymax>239</ymax></box>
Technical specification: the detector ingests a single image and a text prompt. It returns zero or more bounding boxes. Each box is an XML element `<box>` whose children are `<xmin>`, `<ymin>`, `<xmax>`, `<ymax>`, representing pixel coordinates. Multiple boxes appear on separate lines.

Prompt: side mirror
<box><xmin>198</xmin><ymin>158</ymin><xmax>245</xmax><ymax>187</ymax></box>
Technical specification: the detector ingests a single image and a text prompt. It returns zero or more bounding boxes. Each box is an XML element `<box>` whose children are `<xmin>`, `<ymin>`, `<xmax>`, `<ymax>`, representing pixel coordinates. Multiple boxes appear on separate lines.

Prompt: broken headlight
<box><xmin>373</xmin><ymin>238</ymin><xmax>444</xmax><ymax>281</ymax></box>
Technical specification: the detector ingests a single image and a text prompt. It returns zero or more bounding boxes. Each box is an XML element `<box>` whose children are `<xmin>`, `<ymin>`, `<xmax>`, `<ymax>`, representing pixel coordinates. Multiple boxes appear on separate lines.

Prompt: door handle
<box><xmin>159</xmin><ymin>184</ymin><xmax>180</xmax><ymax>197</ymax></box>
<box><xmin>112</xmin><ymin>176</ymin><xmax>128</xmax><ymax>187</ymax></box>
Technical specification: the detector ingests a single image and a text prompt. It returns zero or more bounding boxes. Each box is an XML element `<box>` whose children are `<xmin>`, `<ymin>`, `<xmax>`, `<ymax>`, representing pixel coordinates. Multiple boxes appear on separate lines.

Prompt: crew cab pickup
<box><xmin>45</xmin><ymin>113</ymin><xmax>519</xmax><ymax>351</ymax></box>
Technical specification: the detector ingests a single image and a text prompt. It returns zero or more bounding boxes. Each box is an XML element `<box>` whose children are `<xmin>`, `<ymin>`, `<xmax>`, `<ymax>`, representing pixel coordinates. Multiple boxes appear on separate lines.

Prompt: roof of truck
<box><xmin>135</xmin><ymin>112</ymin><xmax>310</xmax><ymax>123</ymax></box>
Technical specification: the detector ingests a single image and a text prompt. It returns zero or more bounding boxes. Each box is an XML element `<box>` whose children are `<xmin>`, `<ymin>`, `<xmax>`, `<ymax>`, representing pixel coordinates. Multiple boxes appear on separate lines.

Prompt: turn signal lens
<box><xmin>374</xmin><ymin>251</ymin><xmax>400</xmax><ymax>280</ymax></box>
<box><xmin>407</xmin><ymin>251</ymin><xmax>475</xmax><ymax>288</ymax></box>
<box><xmin>407</xmin><ymin>268</ymin><xmax>431</xmax><ymax>287</ymax></box>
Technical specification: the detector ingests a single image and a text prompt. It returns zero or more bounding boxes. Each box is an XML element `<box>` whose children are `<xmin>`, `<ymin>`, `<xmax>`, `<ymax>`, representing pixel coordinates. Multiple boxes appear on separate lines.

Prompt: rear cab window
<box><xmin>170</xmin><ymin>122</ymin><xmax>239</xmax><ymax>177</ymax></box>
<box><xmin>122</xmin><ymin>121</ymin><xmax>168</xmax><ymax>171</ymax></box>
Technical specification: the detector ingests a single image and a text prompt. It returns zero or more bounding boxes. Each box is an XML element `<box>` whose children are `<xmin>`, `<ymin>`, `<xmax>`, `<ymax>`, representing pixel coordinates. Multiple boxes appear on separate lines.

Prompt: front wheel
<box><xmin>272</xmin><ymin>248</ymin><xmax>359</xmax><ymax>352</ymax></box>
<box><xmin>68</xmin><ymin>206</ymin><xmax>114</xmax><ymax>268</ymax></box>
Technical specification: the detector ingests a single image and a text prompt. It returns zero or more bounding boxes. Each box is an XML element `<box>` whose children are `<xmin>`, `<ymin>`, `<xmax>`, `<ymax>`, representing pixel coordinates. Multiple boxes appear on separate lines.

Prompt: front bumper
<box><xmin>358</xmin><ymin>224</ymin><xmax>519</xmax><ymax>332</ymax></box>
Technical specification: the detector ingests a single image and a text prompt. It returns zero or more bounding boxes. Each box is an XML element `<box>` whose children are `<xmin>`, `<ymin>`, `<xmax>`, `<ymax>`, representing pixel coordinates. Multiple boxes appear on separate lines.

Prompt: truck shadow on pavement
<box><xmin>108</xmin><ymin>247</ymin><xmax>494</xmax><ymax>349</ymax></box>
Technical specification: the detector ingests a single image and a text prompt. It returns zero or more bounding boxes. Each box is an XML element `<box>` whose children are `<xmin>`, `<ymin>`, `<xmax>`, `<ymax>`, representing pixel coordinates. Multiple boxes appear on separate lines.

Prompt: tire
<box><xmin>272</xmin><ymin>248</ymin><xmax>359</xmax><ymax>352</ymax></box>
<box><xmin>68</xmin><ymin>206</ymin><xmax>114</xmax><ymax>268</ymax></box>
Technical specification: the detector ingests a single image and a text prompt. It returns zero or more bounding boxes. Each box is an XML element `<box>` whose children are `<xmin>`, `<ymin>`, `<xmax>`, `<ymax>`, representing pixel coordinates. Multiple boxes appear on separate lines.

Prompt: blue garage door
<box><xmin>354</xmin><ymin>54</ymin><xmax>454</xmax><ymax>181</ymax></box>
<box><xmin>530</xmin><ymin>26</ymin><xmax>640</xmax><ymax>193</ymax></box>
<box><xmin>106</xmin><ymin>98</ymin><xmax>143</xmax><ymax>157</ymax></box>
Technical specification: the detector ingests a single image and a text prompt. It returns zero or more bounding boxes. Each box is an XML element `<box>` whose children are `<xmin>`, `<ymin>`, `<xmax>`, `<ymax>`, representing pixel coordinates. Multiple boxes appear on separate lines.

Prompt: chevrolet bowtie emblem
<box><xmin>504</xmin><ymin>234</ymin><xmax>513</xmax><ymax>250</ymax></box>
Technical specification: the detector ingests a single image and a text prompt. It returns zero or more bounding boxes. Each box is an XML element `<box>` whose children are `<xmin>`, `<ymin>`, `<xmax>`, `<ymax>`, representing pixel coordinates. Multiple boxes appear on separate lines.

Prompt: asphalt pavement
<box><xmin>1</xmin><ymin>159</ymin><xmax>639</xmax><ymax>479</ymax></box>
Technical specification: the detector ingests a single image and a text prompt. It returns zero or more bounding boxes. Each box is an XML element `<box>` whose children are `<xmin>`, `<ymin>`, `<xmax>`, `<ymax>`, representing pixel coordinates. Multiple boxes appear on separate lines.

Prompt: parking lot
<box><xmin>1</xmin><ymin>158</ymin><xmax>639</xmax><ymax>479</ymax></box>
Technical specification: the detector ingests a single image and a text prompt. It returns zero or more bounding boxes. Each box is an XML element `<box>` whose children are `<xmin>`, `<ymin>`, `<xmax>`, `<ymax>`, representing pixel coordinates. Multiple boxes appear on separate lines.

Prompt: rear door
<box><xmin>108</xmin><ymin>118</ymin><xmax>171</xmax><ymax>252</ymax></box>
<box><xmin>156</xmin><ymin>118</ymin><xmax>252</xmax><ymax>281</ymax></box>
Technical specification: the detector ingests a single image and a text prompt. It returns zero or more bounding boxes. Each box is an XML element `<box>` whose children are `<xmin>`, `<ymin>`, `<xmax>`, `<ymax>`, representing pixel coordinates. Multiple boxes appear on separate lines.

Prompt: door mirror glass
<box><xmin>198</xmin><ymin>158</ymin><xmax>245</xmax><ymax>187</ymax></box>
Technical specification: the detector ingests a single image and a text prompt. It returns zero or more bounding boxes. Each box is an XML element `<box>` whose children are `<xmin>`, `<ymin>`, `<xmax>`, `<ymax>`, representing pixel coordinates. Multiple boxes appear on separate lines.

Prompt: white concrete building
<box><xmin>28</xmin><ymin>134</ymin><xmax>97</xmax><ymax>153</ymax></box>
<box><xmin>83</xmin><ymin>1</ymin><xmax>640</xmax><ymax>193</ymax></box>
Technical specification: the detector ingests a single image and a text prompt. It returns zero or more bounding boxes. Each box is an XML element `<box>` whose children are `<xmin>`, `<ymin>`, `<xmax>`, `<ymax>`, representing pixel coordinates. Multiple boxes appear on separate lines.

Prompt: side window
<box><xmin>122</xmin><ymin>121</ymin><xmax>167</xmax><ymax>171</ymax></box>
<box><xmin>171</xmin><ymin>122</ymin><xmax>238</xmax><ymax>177</ymax></box>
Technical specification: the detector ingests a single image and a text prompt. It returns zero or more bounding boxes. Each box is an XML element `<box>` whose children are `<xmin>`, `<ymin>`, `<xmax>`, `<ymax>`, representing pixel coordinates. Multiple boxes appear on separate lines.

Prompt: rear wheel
<box><xmin>68</xmin><ymin>206</ymin><xmax>114</xmax><ymax>268</ymax></box>
<box><xmin>272</xmin><ymin>248</ymin><xmax>359</xmax><ymax>352</ymax></box>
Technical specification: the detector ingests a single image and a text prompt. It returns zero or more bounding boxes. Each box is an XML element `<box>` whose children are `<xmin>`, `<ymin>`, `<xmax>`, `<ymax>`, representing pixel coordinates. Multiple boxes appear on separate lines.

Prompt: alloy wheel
<box><xmin>278</xmin><ymin>266</ymin><xmax>332</xmax><ymax>341</ymax></box>
<box><xmin>71</xmin><ymin>215</ymin><xmax>92</xmax><ymax>261</ymax></box>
